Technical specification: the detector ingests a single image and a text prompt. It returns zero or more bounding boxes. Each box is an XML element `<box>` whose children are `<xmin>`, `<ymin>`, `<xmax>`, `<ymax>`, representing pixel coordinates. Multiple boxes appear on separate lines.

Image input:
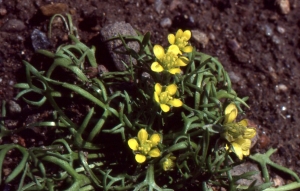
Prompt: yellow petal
<box><xmin>150</xmin><ymin>134</ymin><xmax>161</xmax><ymax>146</ymax></box>
<box><xmin>148</xmin><ymin>148</ymin><xmax>160</xmax><ymax>157</ymax></box>
<box><xmin>240</xmin><ymin>139</ymin><xmax>251</xmax><ymax>151</ymax></box>
<box><xmin>176</xmin><ymin>57</ymin><xmax>189</xmax><ymax>66</ymax></box>
<box><xmin>128</xmin><ymin>138</ymin><xmax>139</xmax><ymax>151</ymax></box>
<box><xmin>160</xmin><ymin>104</ymin><xmax>170</xmax><ymax>112</ymax></box>
<box><xmin>154</xmin><ymin>92</ymin><xmax>160</xmax><ymax>104</ymax></box>
<box><xmin>155</xmin><ymin>83</ymin><xmax>162</xmax><ymax>95</ymax></box>
<box><xmin>225</xmin><ymin>103</ymin><xmax>238</xmax><ymax>116</ymax></box>
<box><xmin>231</xmin><ymin>142</ymin><xmax>243</xmax><ymax>160</ymax></box>
<box><xmin>183</xmin><ymin>46</ymin><xmax>193</xmax><ymax>53</ymax></box>
<box><xmin>151</xmin><ymin>62</ymin><xmax>164</xmax><ymax>72</ymax></box>
<box><xmin>135</xmin><ymin>154</ymin><xmax>146</xmax><ymax>163</ymax></box>
<box><xmin>242</xmin><ymin>149</ymin><xmax>250</xmax><ymax>156</ymax></box>
<box><xmin>166</xmin><ymin>84</ymin><xmax>177</xmax><ymax>95</ymax></box>
<box><xmin>243</xmin><ymin>128</ymin><xmax>256</xmax><ymax>139</ymax></box>
<box><xmin>168</xmin><ymin>99</ymin><xmax>183</xmax><ymax>107</ymax></box>
<box><xmin>175</xmin><ymin>29</ymin><xmax>183</xmax><ymax>39</ymax></box>
<box><xmin>153</xmin><ymin>45</ymin><xmax>165</xmax><ymax>60</ymax></box>
<box><xmin>138</xmin><ymin>129</ymin><xmax>148</xmax><ymax>143</ymax></box>
<box><xmin>239</xmin><ymin>119</ymin><xmax>248</xmax><ymax>127</ymax></box>
<box><xmin>183</xmin><ymin>30</ymin><xmax>191</xmax><ymax>40</ymax></box>
<box><xmin>168</xmin><ymin>34</ymin><xmax>175</xmax><ymax>44</ymax></box>
<box><xmin>167</xmin><ymin>45</ymin><xmax>182</xmax><ymax>55</ymax></box>
<box><xmin>224</xmin><ymin>103</ymin><xmax>238</xmax><ymax>124</ymax></box>
<box><xmin>168</xmin><ymin>68</ymin><xmax>182</xmax><ymax>74</ymax></box>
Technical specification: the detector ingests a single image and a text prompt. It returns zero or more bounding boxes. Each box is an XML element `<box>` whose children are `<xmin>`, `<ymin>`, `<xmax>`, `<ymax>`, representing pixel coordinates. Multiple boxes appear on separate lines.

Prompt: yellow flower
<box><xmin>226</xmin><ymin>138</ymin><xmax>251</xmax><ymax>160</ymax></box>
<box><xmin>162</xmin><ymin>154</ymin><xmax>176</xmax><ymax>171</ymax></box>
<box><xmin>223</xmin><ymin>119</ymin><xmax>256</xmax><ymax>142</ymax></box>
<box><xmin>154</xmin><ymin>83</ymin><xmax>183</xmax><ymax>112</ymax></box>
<box><xmin>128</xmin><ymin>129</ymin><xmax>161</xmax><ymax>163</ymax></box>
<box><xmin>168</xmin><ymin>29</ymin><xmax>193</xmax><ymax>53</ymax></box>
<box><xmin>151</xmin><ymin>45</ymin><xmax>189</xmax><ymax>74</ymax></box>
<box><xmin>223</xmin><ymin>103</ymin><xmax>257</xmax><ymax>160</ymax></box>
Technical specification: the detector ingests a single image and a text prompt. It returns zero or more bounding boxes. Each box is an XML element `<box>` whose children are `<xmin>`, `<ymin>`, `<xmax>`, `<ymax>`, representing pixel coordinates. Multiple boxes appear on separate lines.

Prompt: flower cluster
<box><xmin>151</xmin><ymin>29</ymin><xmax>192</xmax><ymax>112</ymax></box>
<box><xmin>151</xmin><ymin>29</ymin><xmax>192</xmax><ymax>75</ymax></box>
<box><xmin>128</xmin><ymin>129</ymin><xmax>161</xmax><ymax>163</ymax></box>
<box><xmin>128</xmin><ymin>29</ymin><xmax>192</xmax><ymax>165</ymax></box>
<box><xmin>222</xmin><ymin>103</ymin><xmax>257</xmax><ymax>160</ymax></box>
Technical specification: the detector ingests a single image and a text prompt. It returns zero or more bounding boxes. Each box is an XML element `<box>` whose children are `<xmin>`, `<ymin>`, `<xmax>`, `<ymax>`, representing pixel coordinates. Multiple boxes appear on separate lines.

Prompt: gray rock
<box><xmin>228</xmin><ymin>71</ymin><xmax>241</xmax><ymax>83</ymax></box>
<box><xmin>272</xmin><ymin>35</ymin><xmax>281</xmax><ymax>45</ymax></box>
<box><xmin>230</xmin><ymin>162</ymin><xmax>264</xmax><ymax>186</ymax></box>
<box><xmin>31</xmin><ymin>29</ymin><xmax>52</xmax><ymax>51</ymax></box>
<box><xmin>264</xmin><ymin>24</ymin><xmax>273</xmax><ymax>36</ymax></box>
<box><xmin>276</xmin><ymin>0</ymin><xmax>290</xmax><ymax>14</ymax></box>
<box><xmin>191</xmin><ymin>30</ymin><xmax>209</xmax><ymax>47</ymax></box>
<box><xmin>100</xmin><ymin>21</ymin><xmax>140</xmax><ymax>71</ymax></box>
<box><xmin>1</xmin><ymin>19</ymin><xmax>26</xmax><ymax>32</ymax></box>
<box><xmin>8</xmin><ymin>100</ymin><xmax>21</xmax><ymax>114</ymax></box>
<box><xmin>276</xmin><ymin>26</ymin><xmax>285</xmax><ymax>34</ymax></box>
<box><xmin>275</xmin><ymin>84</ymin><xmax>288</xmax><ymax>93</ymax></box>
<box><xmin>154</xmin><ymin>0</ymin><xmax>165</xmax><ymax>14</ymax></box>
<box><xmin>227</xmin><ymin>39</ymin><xmax>240</xmax><ymax>52</ymax></box>
<box><xmin>160</xmin><ymin>18</ymin><xmax>172</xmax><ymax>28</ymax></box>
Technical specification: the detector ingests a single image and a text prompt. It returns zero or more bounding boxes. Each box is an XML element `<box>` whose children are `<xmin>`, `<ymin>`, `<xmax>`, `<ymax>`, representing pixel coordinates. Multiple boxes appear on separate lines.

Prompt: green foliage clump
<box><xmin>0</xmin><ymin>15</ymin><xmax>299</xmax><ymax>191</ymax></box>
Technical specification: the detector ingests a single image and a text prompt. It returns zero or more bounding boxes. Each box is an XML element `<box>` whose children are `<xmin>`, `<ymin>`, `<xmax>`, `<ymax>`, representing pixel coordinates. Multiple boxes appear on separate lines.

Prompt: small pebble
<box><xmin>3</xmin><ymin>168</ymin><xmax>11</xmax><ymax>176</ymax></box>
<box><xmin>275</xmin><ymin>84</ymin><xmax>288</xmax><ymax>93</ymax></box>
<box><xmin>0</xmin><ymin>19</ymin><xmax>26</xmax><ymax>32</ymax></box>
<box><xmin>228</xmin><ymin>71</ymin><xmax>241</xmax><ymax>83</ymax></box>
<box><xmin>227</xmin><ymin>39</ymin><xmax>240</xmax><ymax>52</ymax></box>
<box><xmin>276</xmin><ymin>26</ymin><xmax>285</xmax><ymax>34</ymax></box>
<box><xmin>258</xmin><ymin>133</ymin><xmax>270</xmax><ymax>149</ymax></box>
<box><xmin>31</xmin><ymin>29</ymin><xmax>52</xmax><ymax>51</ymax></box>
<box><xmin>169</xmin><ymin>0</ymin><xmax>182</xmax><ymax>12</ymax></box>
<box><xmin>273</xmin><ymin>175</ymin><xmax>285</xmax><ymax>187</ymax></box>
<box><xmin>191</xmin><ymin>30</ymin><xmax>209</xmax><ymax>47</ymax></box>
<box><xmin>268</xmin><ymin>66</ymin><xmax>278</xmax><ymax>81</ymax></box>
<box><xmin>40</xmin><ymin>3</ymin><xmax>68</xmax><ymax>16</ymax></box>
<box><xmin>98</xmin><ymin>65</ymin><xmax>109</xmax><ymax>76</ymax></box>
<box><xmin>160</xmin><ymin>17</ymin><xmax>172</xmax><ymax>28</ymax></box>
<box><xmin>0</xmin><ymin>8</ymin><xmax>7</xmax><ymax>16</ymax></box>
<box><xmin>276</xmin><ymin>0</ymin><xmax>290</xmax><ymax>14</ymax></box>
<box><xmin>264</xmin><ymin>25</ymin><xmax>273</xmax><ymax>36</ymax></box>
<box><xmin>189</xmin><ymin>16</ymin><xmax>195</xmax><ymax>25</ymax></box>
<box><xmin>8</xmin><ymin>100</ymin><xmax>22</xmax><ymax>114</ymax></box>
<box><xmin>272</xmin><ymin>35</ymin><xmax>281</xmax><ymax>44</ymax></box>
<box><xmin>154</xmin><ymin>0</ymin><xmax>165</xmax><ymax>14</ymax></box>
<box><xmin>208</xmin><ymin>33</ymin><xmax>216</xmax><ymax>41</ymax></box>
<box><xmin>8</xmin><ymin>80</ymin><xmax>14</xmax><ymax>85</ymax></box>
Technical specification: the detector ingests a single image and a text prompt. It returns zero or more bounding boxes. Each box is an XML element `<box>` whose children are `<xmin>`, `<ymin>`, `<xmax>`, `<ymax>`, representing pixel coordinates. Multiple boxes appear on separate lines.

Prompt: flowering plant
<box><xmin>3</xmin><ymin>16</ymin><xmax>299</xmax><ymax>191</ymax></box>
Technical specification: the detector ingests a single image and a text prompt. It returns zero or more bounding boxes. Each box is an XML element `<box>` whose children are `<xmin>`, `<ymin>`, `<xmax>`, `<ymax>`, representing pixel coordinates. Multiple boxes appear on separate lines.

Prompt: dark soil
<box><xmin>0</xmin><ymin>0</ymin><xmax>300</xmax><ymax>188</ymax></box>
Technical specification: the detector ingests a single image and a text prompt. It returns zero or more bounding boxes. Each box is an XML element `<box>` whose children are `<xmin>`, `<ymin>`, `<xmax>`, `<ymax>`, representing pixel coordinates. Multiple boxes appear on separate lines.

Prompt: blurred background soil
<box><xmin>0</xmin><ymin>0</ymin><xmax>300</xmax><ymax>186</ymax></box>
